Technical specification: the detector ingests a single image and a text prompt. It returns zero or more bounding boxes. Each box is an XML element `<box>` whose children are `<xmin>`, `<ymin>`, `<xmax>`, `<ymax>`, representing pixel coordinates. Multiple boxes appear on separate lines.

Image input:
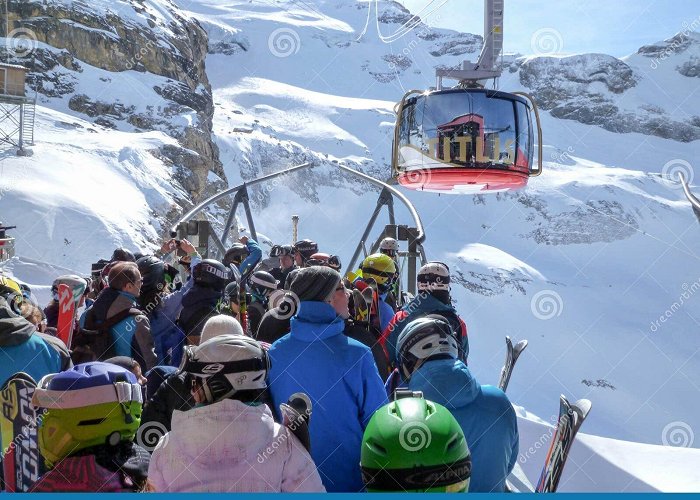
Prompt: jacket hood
<box><xmin>168</xmin><ymin>399</ymin><xmax>276</xmax><ymax>465</ymax></box>
<box><xmin>404</xmin><ymin>293</ymin><xmax>454</xmax><ymax>314</ymax></box>
<box><xmin>289</xmin><ymin>301</ymin><xmax>344</xmax><ymax>342</ymax></box>
<box><xmin>181</xmin><ymin>285</ymin><xmax>221</xmax><ymax>309</ymax></box>
<box><xmin>0</xmin><ymin>296</ymin><xmax>35</xmax><ymax>346</ymax></box>
<box><xmin>408</xmin><ymin>358</ymin><xmax>479</xmax><ymax>409</ymax></box>
<box><xmin>90</xmin><ymin>287</ymin><xmax>134</xmax><ymax>321</ymax></box>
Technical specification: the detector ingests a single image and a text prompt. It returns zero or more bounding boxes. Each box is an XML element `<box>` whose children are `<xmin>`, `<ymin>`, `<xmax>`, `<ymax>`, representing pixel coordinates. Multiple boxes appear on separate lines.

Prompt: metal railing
<box><xmin>173</xmin><ymin>162</ymin><xmax>428</xmax><ymax>294</ymax></box>
<box><xmin>0</xmin><ymin>238</ymin><xmax>15</xmax><ymax>262</ymax></box>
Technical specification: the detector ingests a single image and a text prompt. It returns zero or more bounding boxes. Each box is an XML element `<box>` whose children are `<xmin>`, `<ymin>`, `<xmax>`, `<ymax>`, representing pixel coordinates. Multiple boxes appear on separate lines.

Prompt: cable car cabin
<box><xmin>392</xmin><ymin>88</ymin><xmax>542</xmax><ymax>194</ymax></box>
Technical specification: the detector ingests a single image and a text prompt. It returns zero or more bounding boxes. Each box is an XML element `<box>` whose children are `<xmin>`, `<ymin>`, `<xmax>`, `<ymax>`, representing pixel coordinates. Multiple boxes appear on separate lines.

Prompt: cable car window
<box><xmin>397</xmin><ymin>91</ymin><xmax>522</xmax><ymax>171</ymax></box>
<box><xmin>515</xmin><ymin>100</ymin><xmax>534</xmax><ymax>172</ymax></box>
<box><xmin>470</xmin><ymin>93</ymin><xmax>517</xmax><ymax>167</ymax></box>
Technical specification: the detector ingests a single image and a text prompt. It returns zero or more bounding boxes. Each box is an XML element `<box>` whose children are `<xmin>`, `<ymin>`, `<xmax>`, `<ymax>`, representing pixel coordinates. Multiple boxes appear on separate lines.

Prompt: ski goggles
<box><xmin>307</xmin><ymin>255</ymin><xmax>342</xmax><ymax>271</ymax></box>
<box><xmin>33</xmin><ymin>374</ymin><xmax>143</xmax><ymax>409</ymax></box>
<box><xmin>178</xmin><ymin>344</ymin><xmax>271</xmax><ymax>378</ymax></box>
<box><xmin>270</xmin><ymin>245</ymin><xmax>295</xmax><ymax>257</ymax></box>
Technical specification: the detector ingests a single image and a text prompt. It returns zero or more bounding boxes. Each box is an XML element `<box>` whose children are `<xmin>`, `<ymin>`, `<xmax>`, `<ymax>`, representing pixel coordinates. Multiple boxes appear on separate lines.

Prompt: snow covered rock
<box><xmin>2</xmin><ymin>0</ymin><xmax>222</xmax><ymax>199</ymax></box>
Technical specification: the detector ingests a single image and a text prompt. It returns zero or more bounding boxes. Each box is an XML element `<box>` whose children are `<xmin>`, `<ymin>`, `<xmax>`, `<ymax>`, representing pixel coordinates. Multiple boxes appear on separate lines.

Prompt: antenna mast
<box><xmin>436</xmin><ymin>0</ymin><xmax>504</xmax><ymax>89</ymax></box>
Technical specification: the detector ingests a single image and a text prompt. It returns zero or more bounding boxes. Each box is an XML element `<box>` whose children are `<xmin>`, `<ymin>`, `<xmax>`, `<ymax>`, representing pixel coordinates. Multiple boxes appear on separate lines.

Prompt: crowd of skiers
<box><xmin>0</xmin><ymin>234</ymin><xmax>519</xmax><ymax>493</ymax></box>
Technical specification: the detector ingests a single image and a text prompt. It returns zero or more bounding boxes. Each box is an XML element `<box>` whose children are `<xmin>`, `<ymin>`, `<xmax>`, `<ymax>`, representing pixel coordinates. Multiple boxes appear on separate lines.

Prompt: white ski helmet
<box><xmin>396</xmin><ymin>315</ymin><xmax>460</xmax><ymax>379</ymax></box>
<box><xmin>249</xmin><ymin>270</ymin><xmax>279</xmax><ymax>296</ymax></box>
<box><xmin>379</xmin><ymin>237</ymin><xmax>399</xmax><ymax>253</ymax></box>
<box><xmin>417</xmin><ymin>262</ymin><xmax>450</xmax><ymax>292</ymax></box>
<box><xmin>181</xmin><ymin>334</ymin><xmax>270</xmax><ymax>404</ymax></box>
<box><xmin>51</xmin><ymin>274</ymin><xmax>88</xmax><ymax>300</ymax></box>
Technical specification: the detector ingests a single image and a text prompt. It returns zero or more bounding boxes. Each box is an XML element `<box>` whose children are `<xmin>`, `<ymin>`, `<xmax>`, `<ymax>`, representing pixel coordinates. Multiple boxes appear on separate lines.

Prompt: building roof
<box><xmin>0</xmin><ymin>63</ymin><xmax>29</xmax><ymax>71</ymax></box>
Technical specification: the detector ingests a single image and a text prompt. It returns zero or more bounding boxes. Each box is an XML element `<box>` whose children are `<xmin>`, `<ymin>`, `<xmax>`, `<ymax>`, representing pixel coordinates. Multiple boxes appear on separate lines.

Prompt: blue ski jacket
<box><xmin>239</xmin><ymin>239</ymin><xmax>262</xmax><ymax>277</ymax></box>
<box><xmin>382</xmin><ymin>292</ymin><xmax>468</xmax><ymax>364</ymax></box>
<box><xmin>0</xmin><ymin>296</ymin><xmax>70</xmax><ymax>387</ymax></box>
<box><xmin>267</xmin><ymin>301</ymin><xmax>388</xmax><ymax>492</ymax></box>
<box><xmin>147</xmin><ymin>257</ymin><xmax>198</xmax><ymax>367</ymax></box>
<box><xmin>407</xmin><ymin>358</ymin><xmax>519</xmax><ymax>492</ymax></box>
<box><xmin>80</xmin><ymin>289</ymin><xmax>158</xmax><ymax>371</ymax></box>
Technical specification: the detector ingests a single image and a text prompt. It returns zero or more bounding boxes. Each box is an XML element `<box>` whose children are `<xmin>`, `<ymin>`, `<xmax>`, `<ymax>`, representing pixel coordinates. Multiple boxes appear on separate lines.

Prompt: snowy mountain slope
<box><xmin>2</xmin><ymin>0</ymin><xmax>223</xmax><ymax>198</ymax></box>
<box><xmin>1</xmin><ymin>0</ymin><xmax>700</xmax><ymax>490</ymax></box>
<box><xmin>0</xmin><ymin>106</ymin><xmax>188</xmax><ymax>270</ymax></box>
<box><xmin>516</xmin><ymin>412</ymin><xmax>700</xmax><ymax>492</ymax></box>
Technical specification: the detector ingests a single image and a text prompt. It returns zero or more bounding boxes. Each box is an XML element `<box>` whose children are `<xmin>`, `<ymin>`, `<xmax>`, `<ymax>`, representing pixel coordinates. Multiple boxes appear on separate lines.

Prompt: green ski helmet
<box><xmin>361</xmin><ymin>392</ymin><xmax>471</xmax><ymax>492</ymax></box>
<box><xmin>32</xmin><ymin>362</ymin><xmax>143</xmax><ymax>466</ymax></box>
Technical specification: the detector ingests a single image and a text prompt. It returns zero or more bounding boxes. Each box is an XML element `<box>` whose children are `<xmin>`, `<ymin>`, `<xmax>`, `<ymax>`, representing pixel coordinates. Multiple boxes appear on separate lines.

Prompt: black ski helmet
<box><xmin>223</xmin><ymin>244</ymin><xmax>249</xmax><ymax>268</ymax></box>
<box><xmin>136</xmin><ymin>255</ymin><xmax>166</xmax><ymax>291</ymax></box>
<box><xmin>111</xmin><ymin>248</ymin><xmax>135</xmax><ymax>262</ymax></box>
<box><xmin>293</xmin><ymin>239</ymin><xmax>318</xmax><ymax>264</ymax></box>
<box><xmin>224</xmin><ymin>281</ymin><xmax>240</xmax><ymax>305</ymax></box>
<box><xmin>192</xmin><ymin>259</ymin><xmax>230</xmax><ymax>291</ymax></box>
<box><xmin>249</xmin><ymin>271</ymin><xmax>278</xmax><ymax>298</ymax></box>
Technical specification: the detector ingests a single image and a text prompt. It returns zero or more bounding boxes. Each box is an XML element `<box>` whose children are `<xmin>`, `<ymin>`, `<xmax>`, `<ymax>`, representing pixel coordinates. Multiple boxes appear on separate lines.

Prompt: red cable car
<box><xmin>390</xmin><ymin>0</ymin><xmax>543</xmax><ymax>194</ymax></box>
<box><xmin>392</xmin><ymin>88</ymin><xmax>542</xmax><ymax>194</ymax></box>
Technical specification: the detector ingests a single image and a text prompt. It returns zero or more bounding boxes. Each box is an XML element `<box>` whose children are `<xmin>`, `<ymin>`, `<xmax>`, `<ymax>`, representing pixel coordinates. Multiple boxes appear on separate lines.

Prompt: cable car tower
<box><xmin>391</xmin><ymin>0</ymin><xmax>543</xmax><ymax>194</ymax></box>
<box><xmin>0</xmin><ymin>62</ymin><xmax>35</xmax><ymax>155</ymax></box>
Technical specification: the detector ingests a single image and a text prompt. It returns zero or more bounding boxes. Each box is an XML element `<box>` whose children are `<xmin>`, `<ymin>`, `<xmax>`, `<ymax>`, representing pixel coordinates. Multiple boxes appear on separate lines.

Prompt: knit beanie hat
<box><xmin>288</xmin><ymin>266</ymin><xmax>341</xmax><ymax>302</ymax></box>
<box><xmin>201</xmin><ymin>314</ymin><xmax>244</xmax><ymax>343</ymax></box>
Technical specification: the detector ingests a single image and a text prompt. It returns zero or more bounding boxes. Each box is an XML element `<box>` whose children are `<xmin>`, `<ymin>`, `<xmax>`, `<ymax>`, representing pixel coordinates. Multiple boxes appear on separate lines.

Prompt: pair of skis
<box><xmin>535</xmin><ymin>396</ymin><xmax>592</xmax><ymax>492</ymax></box>
<box><xmin>0</xmin><ymin>373</ymin><xmax>44</xmax><ymax>492</ymax></box>
<box><xmin>56</xmin><ymin>277</ymin><xmax>88</xmax><ymax>349</ymax></box>
<box><xmin>497</xmin><ymin>336</ymin><xmax>592</xmax><ymax>493</ymax></box>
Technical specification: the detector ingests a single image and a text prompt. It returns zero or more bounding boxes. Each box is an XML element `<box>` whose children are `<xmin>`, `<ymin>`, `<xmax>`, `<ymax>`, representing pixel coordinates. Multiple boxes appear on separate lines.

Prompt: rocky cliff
<box><xmin>1</xmin><ymin>0</ymin><xmax>223</xmax><ymax>200</ymax></box>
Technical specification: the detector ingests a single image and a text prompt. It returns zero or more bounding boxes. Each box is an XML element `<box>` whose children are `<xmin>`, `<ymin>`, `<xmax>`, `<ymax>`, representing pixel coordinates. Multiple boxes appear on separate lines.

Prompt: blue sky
<box><xmin>399</xmin><ymin>0</ymin><xmax>699</xmax><ymax>58</ymax></box>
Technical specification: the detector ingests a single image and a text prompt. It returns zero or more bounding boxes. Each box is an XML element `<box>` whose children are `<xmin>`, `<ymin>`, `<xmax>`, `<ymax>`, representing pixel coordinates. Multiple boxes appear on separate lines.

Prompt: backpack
<box><xmin>71</xmin><ymin>307</ymin><xmax>141</xmax><ymax>365</ymax></box>
<box><xmin>176</xmin><ymin>304</ymin><xmax>218</xmax><ymax>340</ymax></box>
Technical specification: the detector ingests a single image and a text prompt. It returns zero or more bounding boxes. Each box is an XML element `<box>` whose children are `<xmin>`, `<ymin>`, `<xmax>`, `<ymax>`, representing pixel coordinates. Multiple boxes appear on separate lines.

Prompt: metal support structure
<box><xmin>347</xmin><ymin>187</ymin><xmax>394</xmax><ymax>276</ymax></box>
<box><xmin>220</xmin><ymin>186</ymin><xmax>258</xmax><ymax>246</ymax></box>
<box><xmin>679</xmin><ymin>172</ymin><xmax>700</xmax><ymax>223</ymax></box>
<box><xmin>0</xmin><ymin>223</ymin><xmax>17</xmax><ymax>262</ymax></box>
<box><xmin>0</xmin><ymin>93</ymin><xmax>36</xmax><ymax>154</ymax></box>
<box><xmin>174</xmin><ymin>162</ymin><xmax>428</xmax><ymax>294</ymax></box>
<box><xmin>436</xmin><ymin>0</ymin><xmax>504</xmax><ymax>88</ymax></box>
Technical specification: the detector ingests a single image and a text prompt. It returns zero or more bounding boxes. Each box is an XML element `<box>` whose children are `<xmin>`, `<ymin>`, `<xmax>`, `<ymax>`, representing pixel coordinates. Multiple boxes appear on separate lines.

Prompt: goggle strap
<box><xmin>185</xmin><ymin>358</ymin><xmax>267</xmax><ymax>377</ymax></box>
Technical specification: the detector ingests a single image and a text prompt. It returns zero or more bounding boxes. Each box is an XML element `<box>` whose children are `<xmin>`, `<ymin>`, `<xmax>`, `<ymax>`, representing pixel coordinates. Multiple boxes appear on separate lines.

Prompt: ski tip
<box><xmin>558</xmin><ymin>394</ymin><xmax>572</xmax><ymax>411</ymax></box>
<box><xmin>573</xmin><ymin>398</ymin><xmax>592</xmax><ymax>419</ymax></box>
<box><xmin>515</xmin><ymin>339</ymin><xmax>528</xmax><ymax>349</ymax></box>
<box><xmin>513</xmin><ymin>339</ymin><xmax>528</xmax><ymax>355</ymax></box>
<box><xmin>505</xmin><ymin>336</ymin><xmax>513</xmax><ymax>348</ymax></box>
<box><xmin>1</xmin><ymin>372</ymin><xmax>37</xmax><ymax>390</ymax></box>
